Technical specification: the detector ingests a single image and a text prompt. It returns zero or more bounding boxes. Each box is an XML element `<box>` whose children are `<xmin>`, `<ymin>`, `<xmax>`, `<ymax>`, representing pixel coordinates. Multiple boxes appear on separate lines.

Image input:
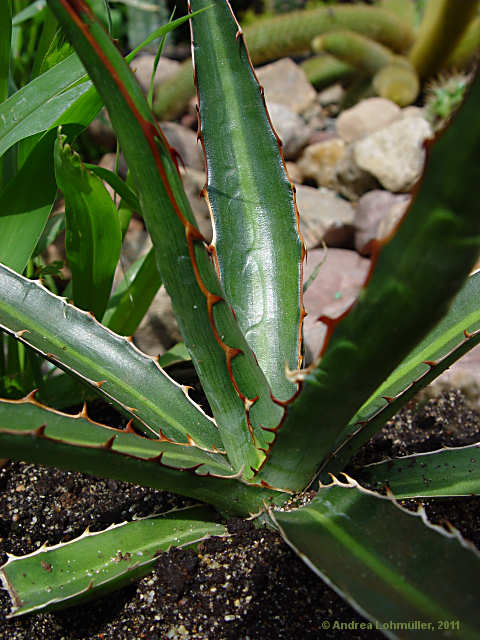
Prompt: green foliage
<box><xmin>0</xmin><ymin>0</ymin><xmax>479</xmax><ymax>635</ymax></box>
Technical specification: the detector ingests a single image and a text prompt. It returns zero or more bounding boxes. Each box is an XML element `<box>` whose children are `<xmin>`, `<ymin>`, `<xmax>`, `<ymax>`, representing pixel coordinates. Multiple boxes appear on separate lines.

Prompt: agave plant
<box><xmin>1</xmin><ymin>0</ymin><xmax>480</xmax><ymax>635</ymax></box>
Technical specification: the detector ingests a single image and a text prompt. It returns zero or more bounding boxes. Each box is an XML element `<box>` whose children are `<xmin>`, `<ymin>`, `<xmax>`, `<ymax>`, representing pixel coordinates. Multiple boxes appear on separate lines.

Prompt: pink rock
<box><xmin>302</xmin><ymin>248</ymin><xmax>370</xmax><ymax>362</ymax></box>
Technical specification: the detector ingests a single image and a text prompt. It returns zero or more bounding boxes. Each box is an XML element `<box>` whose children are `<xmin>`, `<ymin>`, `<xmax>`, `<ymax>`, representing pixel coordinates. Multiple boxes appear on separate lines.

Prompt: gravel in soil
<box><xmin>0</xmin><ymin>390</ymin><xmax>479</xmax><ymax>639</ymax></box>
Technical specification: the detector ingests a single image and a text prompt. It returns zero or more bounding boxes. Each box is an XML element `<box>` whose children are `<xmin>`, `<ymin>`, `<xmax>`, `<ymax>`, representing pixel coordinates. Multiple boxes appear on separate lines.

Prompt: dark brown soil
<box><xmin>0</xmin><ymin>390</ymin><xmax>479</xmax><ymax>639</ymax></box>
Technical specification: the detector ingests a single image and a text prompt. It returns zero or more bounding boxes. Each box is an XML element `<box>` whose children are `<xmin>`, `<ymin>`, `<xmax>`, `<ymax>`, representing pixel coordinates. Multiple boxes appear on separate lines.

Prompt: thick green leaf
<box><xmin>1</xmin><ymin>506</ymin><xmax>226</xmax><ymax>616</ymax></box>
<box><xmin>326</xmin><ymin>271</ymin><xmax>480</xmax><ymax>471</ymax></box>
<box><xmin>356</xmin><ymin>443</ymin><xmax>480</xmax><ymax>498</ymax></box>
<box><xmin>348</xmin><ymin>271</ymin><xmax>480</xmax><ymax>428</ymax></box>
<box><xmin>326</xmin><ymin>327</ymin><xmax>480</xmax><ymax>475</ymax></box>
<box><xmin>55</xmin><ymin>131</ymin><xmax>122</xmax><ymax>319</ymax></box>
<box><xmin>0</xmin><ymin>397</ymin><xmax>280</xmax><ymax>516</ymax></box>
<box><xmin>272</xmin><ymin>478</ymin><xmax>480</xmax><ymax>639</ymax></box>
<box><xmin>103</xmin><ymin>247</ymin><xmax>161</xmax><ymax>336</ymax></box>
<box><xmin>0</xmin><ymin>396</ymin><xmax>232</xmax><ymax>475</ymax></box>
<box><xmin>191</xmin><ymin>0</ymin><xmax>303</xmax><ymax>402</ymax></box>
<box><xmin>0</xmin><ymin>263</ymin><xmax>222</xmax><ymax>451</ymax></box>
<box><xmin>258</xmin><ymin>70</ymin><xmax>480</xmax><ymax>491</ymax></box>
<box><xmin>48</xmin><ymin>0</ymin><xmax>283</xmax><ymax>476</ymax></box>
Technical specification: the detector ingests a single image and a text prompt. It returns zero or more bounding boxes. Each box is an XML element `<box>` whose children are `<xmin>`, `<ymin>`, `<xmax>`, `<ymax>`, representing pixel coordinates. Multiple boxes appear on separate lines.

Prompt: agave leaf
<box><xmin>257</xmin><ymin>69</ymin><xmax>480</xmax><ymax>491</ymax></box>
<box><xmin>272</xmin><ymin>477</ymin><xmax>480</xmax><ymax>639</ymax></box>
<box><xmin>54</xmin><ymin>131</ymin><xmax>122</xmax><ymax>319</ymax></box>
<box><xmin>0</xmin><ymin>263</ymin><xmax>222</xmax><ymax>451</ymax></box>
<box><xmin>102</xmin><ymin>247</ymin><xmax>161</xmax><ymax>336</ymax></box>
<box><xmin>47</xmin><ymin>0</ymin><xmax>283</xmax><ymax>475</ymax></box>
<box><xmin>325</xmin><ymin>327</ymin><xmax>480</xmax><ymax>475</ymax></box>
<box><xmin>348</xmin><ymin>271</ymin><xmax>480</xmax><ymax>428</ymax></box>
<box><xmin>356</xmin><ymin>443</ymin><xmax>480</xmax><ymax>498</ymax></box>
<box><xmin>0</xmin><ymin>396</ymin><xmax>232</xmax><ymax>474</ymax></box>
<box><xmin>0</xmin><ymin>397</ymin><xmax>281</xmax><ymax>515</ymax></box>
<box><xmin>191</xmin><ymin>0</ymin><xmax>303</xmax><ymax>402</ymax></box>
<box><xmin>326</xmin><ymin>271</ymin><xmax>480</xmax><ymax>471</ymax></box>
<box><xmin>1</xmin><ymin>505</ymin><xmax>226</xmax><ymax>617</ymax></box>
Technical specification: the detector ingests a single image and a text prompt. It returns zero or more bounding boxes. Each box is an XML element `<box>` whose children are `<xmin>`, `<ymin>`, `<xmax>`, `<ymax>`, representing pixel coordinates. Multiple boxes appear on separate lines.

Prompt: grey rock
<box><xmin>335</xmin><ymin>145</ymin><xmax>378</xmax><ymax>201</ymax></box>
<box><xmin>355</xmin><ymin>190</ymin><xmax>410</xmax><ymax>254</ymax></box>
<box><xmin>257</xmin><ymin>58</ymin><xmax>317</xmax><ymax>115</ymax></box>
<box><xmin>285</xmin><ymin>161</ymin><xmax>304</xmax><ymax>184</ymax></box>
<box><xmin>297</xmin><ymin>138</ymin><xmax>346</xmax><ymax>190</ymax></box>
<box><xmin>134</xmin><ymin>287</ymin><xmax>182</xmax><ymax>356</ymax></box>
<box><xmin>87</xmin><ymin>108</ymin><xmax>116</xmax><ymax>152</ymax></box>
<box><xmin>268</xmin><ymin>102</ymin><xmax>312</xmax><ymax>160</ymax></box>
<box><xmin>336</xmin><ymin>97</ymin><xmax>401</xmax><ymax>143</ymax></box>
<box><xmin>354</xmin><ymin>117</ymin><xmax>433</xmax><ymax>192</ymax></box>
<box><xmin>296</xmin><ymin>185</ymin><xmax>355</xmax><ymax>249</ymax></box>
<box><xmin>180</xmin><ymin>167</ymin><xmax>212</xmax><ymax>242</ymax></box>
<box><xmin>422</xmin><ymin>344</ymin><xmax>480</xmax><ymax>411</ymax></box>
<box><xmin>317</xmin><ymin>83</ymin><xmax>345</xmax><ymax>107</ymax></box>
<box><xmin>130</xmin><ymin>54</ymin><xmax>180</xmax><ymax>94</ymax></box>
<box><xmin>160</xmin><ymin>121</ymin><xmax>204</xmax><ymax>171</ymax></box>
<box><xmin>302</xmin><ymin>248</ymin><xmax>370</xmax><ymax>362</ymax></box>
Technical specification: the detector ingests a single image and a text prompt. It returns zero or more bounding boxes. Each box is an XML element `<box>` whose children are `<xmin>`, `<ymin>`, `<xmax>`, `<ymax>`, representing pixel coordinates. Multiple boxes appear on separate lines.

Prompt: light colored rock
<box><xmin>256</xmin><ymin>58</ymin><xmax>317</xmax><ymax>114</ymax></box>
<box><xmin>298</xmin><ymin>138</ymin><xmax>346</xmax><ymax>190</ymax></box>
<box><xmin>180</xmin><ymin>167</ymin><xmax>212</xmax><ymax>242</ymax></box>
<box><xmin>286</xmin><ymin>161</ymin><xmax>304</xmax><ymax>184</ymax></box>
<box><xmin>302</xmin><ymin>248</ymin><xmax>370</xmax><ymax>362</ymax></box>
<box><xmin>421</xmin><ymin>344</ymin><xmax>480</xmax><ymax>411</ymax></box>
<box><xmin>87</xmin><ymin>108</ymin><xmax>116</xmax><ymax>152</ymax></box>
<box><xmin>130</xmin><ymin>55</ymin><xmax>180</xmax><ymax>93</ymax></box>
<box><xmin>296</xmin><ymin>185</ymin><xmax>355</xmax><ymax>249</ymax></box>
<box><xmin>336</xmin><ymin>97</ymin><xmax>401</xmax><ymax>143</ymax></box>
<box><xmin>335</xmin><ymin>146</ymin><xmax>378</xmax><ymax>201</ymax></box>
<box><xmin>317</xmin><ymin>83</ymin><xmax>345</xmax><ymax>107</ymax></box>
<box><xmin>134</xmin><ymin>287</ymin><xmax>182</xmax><ymax>356</ymax></box>
<box><xmin>354</xmin><ymin>117</ymin><xmax>433</xmax><ymax>192</ymax></box>
<box><xmin>267</xmin><ymin>102</ymin><xmax>312</xmax><ymax>160</ymax></box>
<box><xmin>402</xmin><ymin>105</ymin><xmax>426</xmax><ymax>119</ymax></box>
<box><xmin>160</xmin><ymin>121</ymin><xmax>204</xmax><ymax>171</ymax></box>
<box><xmin>355</xmin><ymin>190</ymin><xmax>410</xmax><ymax>254</ymax></box>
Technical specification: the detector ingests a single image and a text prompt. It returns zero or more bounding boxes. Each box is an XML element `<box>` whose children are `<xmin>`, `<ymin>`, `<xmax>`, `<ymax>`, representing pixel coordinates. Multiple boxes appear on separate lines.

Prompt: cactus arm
<box><xmin>356</xmin><ymin>443</ymin><xmax>480</xmax><ymax>498</ymax></box>
<box><xmin>0</xmin><ymin>264</ymin><xmax>222</xmax><ymax>450</ymax></box>
<box><xmin>0</xmin><ymin>506</ymin><xmax>226</xmax><ymax>617</ymax></box>
<box><xmin>271</xmin><ymin>477</ymin><xmax>480</xmax><ymax>638</ymax></box>
<box><xmin>154</xmin><ymin>5</ymin><xmax>414</xmax><ymax>119</ymax></box>
<box><xmin>47</xmin><ymin>0</ymin><xmax>287</xmax><ymax>475</ymax></box>
<box><xmin>191</xmin><ymin>0</ymin><xmax>304</xmax><ymax>403</ymax></box>
<box><xmin>409</xmin><ymin>0</ymin><xmax>480</xmax><ymax>80</ymax></box>
<box><xmin>312</xmin><ymin>30</ymin><xmax>393</xmax><ymax>76</ymax></box>
<box><xmin>300</xmin><ymin>54</ymin><xmax>355</xmax><ymax>90</ymax></box>
<box><xmin>257</xmin><ymin>70</ymin><xmax>480</xmax><ymax>491</ymax></box>
<box><xmin>446</xmin><ymin>16</ymin><xmax>480</xmax><ymax>71</ymax></box>
<box><xmin>54</xmin><ymin>131</ymin><xmax>122</xmax><ymax>320</ymax></box>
